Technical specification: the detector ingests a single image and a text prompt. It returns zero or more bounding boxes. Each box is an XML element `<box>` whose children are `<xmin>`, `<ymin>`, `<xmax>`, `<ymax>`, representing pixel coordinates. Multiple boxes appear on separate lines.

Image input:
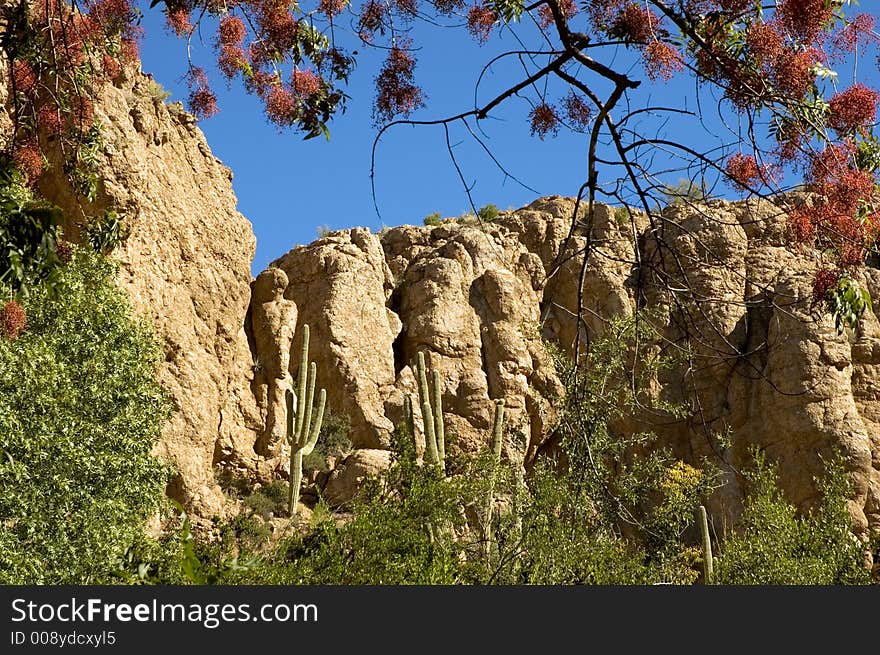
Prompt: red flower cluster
<box><xmin>745</xmin><ymin>22</ymin><xmax>783</xmax><ymax>65</ymax></box>
<box><xmin>563</xmin><ymin>91</ymin><xmax>592</xmax><ymax>131</ymax></box>
<box><xmin>467</xmin><ymin>5</ymin><xmax>496</xmax><ymax>44</ymax></box>
<box><xmin>643</xmin><ymin>40</ymin><xmax>684</xmax><ymax>81</ymax></box>
<box><xmin>827</xmin><ymin>84</ymin><xmax>879</xmax><ymax>135</ymax></box>
<box><xmin>265</xmin><ymin>86</ymin><xmax>298</xmax><ymax>126</ymax></box>
<box><xmin>166</xmin><ymin>8</ymin><xmax>192</xmax><ymax>37</ymax></box>
<box><xmin>374</xmin><ymin>45</ymin><xmax>424</xmax><ymax>123</ymax></box>
<box><xmin>318</xmin><ymin>0</ymin><xmax>347</xmax><ymax>18</ymax></box>
<box><xmin>610</xmin><ymin>3</ymin><xmax>660</xmax><ymax>43</ymax></box>
<box><xmin>770</xmin><ymin>47</ymin><xmax>818</xmax><ymax>98</ymax></box>
<box><xmin>832</xmin><ymin>14</ymin><xmax>877</xmax><ymax>53</ymax></box>
<box><xmin>725</xmin><ymin>153</ymin><xmax>765</xmax><ymax>191</ymax></box>
<box><xmin>433</xmin><ymin>0</ymin><xmax>465</xmax><ymax>14</ymax></box>
<box><xmin>537</xmin><ymin>0</ymin><xmax>578</xmax><ymax>30</ymax></box>
<box><xmin>218</xmin><ymin>45</ymin><xmax>246</xmax><ymax>79</ymax></box>
<box><xmin>529</xmin><ymin>103</ymin><xmax>559</xmax><ymax>139</ymax></box>
<box><xmin>292</xmin><ymin>69</ymin><xmax>322</xmax><ymax>98</ymax></box>
<box><xmin>0</xmin><ymin>300</ymin><xmax>26</xmax><ymax>340</ymax></box>
<box><xmin>12</xmin><ymin>60</ymin><xmax>37</xmax><ymax>95</ymax></box>
<box><xmin>777</xmin><ymin>0</ymin><xmax>833</xmax><ymax>44</ymax></box>
<box><xmin>812</xmin><ymin>268</ymin><xmax>839</xmax><ymax>302</ymax></box>
<box><xmin>218</xmin><ymin>15</ymin><xmax>247</xmax><ymax>46</ymax></box>
<box><xmin>12</xmin><ymin>143</ymin><xmax>43</xmax><ymax>184</ymax></box>
<box><xmin>186</xmin><ymin>68</ymin><xmax>218</xmax><ymax>119</ymax></box>
<box><xmin>359</xmin><ymin>1</ymin><xmax>386</xmax><ymax>38</ymax></box>
<box><xmin>259</xmin><ymin>1</ymin><xmax>299</xmax><ymax>53</ymax></box>
<box><xmin>37</xmin><ymin>105</ymin><xmax>63</xmax><ymax>136</ymax></box>
<box><xmin>393</xmin><ymin>0</ymin><xmax>418</xmax><ymax>16</ymax></box>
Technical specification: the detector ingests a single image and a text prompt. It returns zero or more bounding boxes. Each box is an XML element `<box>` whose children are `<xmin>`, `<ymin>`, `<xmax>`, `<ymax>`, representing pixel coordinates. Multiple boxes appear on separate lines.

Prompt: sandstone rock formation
<box><xmin>257</xmin><ymin>197</ymin><xmax>880</xmax><ymax>543</ymax></box>
<box><xmin>2</xmin><ymin>63</ymin><xmax>263</xmax><ymax>522</ymax></box>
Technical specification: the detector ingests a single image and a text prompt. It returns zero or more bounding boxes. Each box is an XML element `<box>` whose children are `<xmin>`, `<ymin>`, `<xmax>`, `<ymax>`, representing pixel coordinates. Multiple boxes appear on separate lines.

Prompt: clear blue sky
<box><xmin>135</xmin><ymin>7</ymin><xmax>876</xmax><ymax>275</ymax></box>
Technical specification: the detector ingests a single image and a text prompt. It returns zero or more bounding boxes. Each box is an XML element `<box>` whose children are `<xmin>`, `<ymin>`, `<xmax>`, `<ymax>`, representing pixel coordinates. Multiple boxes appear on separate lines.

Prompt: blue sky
<box><xmin>134</xmin><ymin>7</ymin><xmax>876</xmax><ymax>275</ymax></box>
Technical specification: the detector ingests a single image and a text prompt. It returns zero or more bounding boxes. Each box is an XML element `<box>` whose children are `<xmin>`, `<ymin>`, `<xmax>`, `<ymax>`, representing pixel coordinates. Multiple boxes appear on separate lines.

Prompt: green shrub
<box><xmin>0</xmin><ymin>159</ymin><xmax>66</xmax><ymax>296</ymax></box>
<box><xmin>423</xmin><ymin>211</ymin><xmax>442</xmax><ymax>226</ymax></box>
<box><xmin>715</xmin><ymin>452</ymin><xmax>871</xmax><ymax>585</ymax></box>
<box><xmin>0</xmin><ymin>248</ymin><xmax>171</xmax><ymax>583</ymax></box>
<box><xmin>477</xmin><ymin>203</ymin><xmax>500</xmax><ymax>222</ymax></box>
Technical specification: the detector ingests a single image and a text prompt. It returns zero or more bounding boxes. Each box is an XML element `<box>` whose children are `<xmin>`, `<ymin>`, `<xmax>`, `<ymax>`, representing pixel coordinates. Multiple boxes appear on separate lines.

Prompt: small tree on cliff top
<box><xmin>2</xmin><ymin>1</ymin><xmax>879</xmax><ymax>338</ymax></box>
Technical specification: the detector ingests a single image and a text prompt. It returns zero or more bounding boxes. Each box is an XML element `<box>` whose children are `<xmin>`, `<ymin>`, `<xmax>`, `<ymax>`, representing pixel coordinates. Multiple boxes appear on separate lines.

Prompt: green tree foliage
<box><xmin>0</xmin><ymin>248</ymin><xmax>171</xmax><ymax>583</ymax></box>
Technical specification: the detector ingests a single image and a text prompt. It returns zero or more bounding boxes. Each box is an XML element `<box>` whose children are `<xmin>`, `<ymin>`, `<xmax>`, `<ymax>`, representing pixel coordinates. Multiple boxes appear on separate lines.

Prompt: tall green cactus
<box><xmin>415</xmin><ymin>352</ymin><xmax>445</xmax><ymax>474</ymax></box>
<box><xmin>285</xmin><ymin>324</ymin><xmax>326</xmax><ymax>517</ymax></box>
<box><xmin>482</xmin><ymin>399</ymin><xmax>506</xmax><ymax>559</ymax></box>
<box><xmin>698</xmin><ymin>504</ymin><xmax>714</xmax><ymax>584</ymax></box>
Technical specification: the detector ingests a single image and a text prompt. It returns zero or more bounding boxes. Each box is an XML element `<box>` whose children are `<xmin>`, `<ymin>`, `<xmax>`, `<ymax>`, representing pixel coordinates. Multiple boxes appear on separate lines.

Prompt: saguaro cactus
<box><xmin>415</xmin><ymin>352</ymin><xmax>445</xmax><ymax>474</ymax></box>
<box><xmin>482</xmin><ymin>399</ymin><xmax>506</xmax><ymax>558</ymax></box>
<box><xmin>698</xmin><ymin>504</ymin><xmax>714</xmax><ymax>584</ymax></box>
<box><xmin>285</xmin><ymin>324</ymin><xmax>326</xmax><ymax>516</ymax></box>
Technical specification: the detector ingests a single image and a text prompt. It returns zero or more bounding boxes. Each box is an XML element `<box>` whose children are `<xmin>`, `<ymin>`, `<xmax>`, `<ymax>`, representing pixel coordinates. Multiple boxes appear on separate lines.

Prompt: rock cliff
<box><xmin>5</xmin><ymin>54</ymin><xmax>877</xmax><ymax>543</ymax></box>
<box><xmin>254</xmin><ymin>197</ymin><xmax>880</xmax><ymax>541</ymax></box>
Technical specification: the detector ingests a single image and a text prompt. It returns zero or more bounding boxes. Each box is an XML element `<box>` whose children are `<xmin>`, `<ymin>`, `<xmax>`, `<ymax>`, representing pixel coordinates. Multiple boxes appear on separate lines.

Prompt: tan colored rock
<box><xmin>7</xmin><ymin>64</ymin><xmax>261</xmax><ymax>522</ymax></box>
<box><xmin>322</xmin><ymin>449</ymin><xmax>394</xmax><ymax>507</ymax></box>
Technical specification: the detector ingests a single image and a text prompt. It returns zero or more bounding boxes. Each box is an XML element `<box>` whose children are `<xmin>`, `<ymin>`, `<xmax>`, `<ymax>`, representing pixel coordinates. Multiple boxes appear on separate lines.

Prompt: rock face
<box><xmin>10</xmin><ymin>66</ymin><xmax>263</xmax><ymax>521</ymax></box>
<box><xmin>257</xmin><ymin>197</ymin><xmax>880</xmax><ymax>542</ymax></box>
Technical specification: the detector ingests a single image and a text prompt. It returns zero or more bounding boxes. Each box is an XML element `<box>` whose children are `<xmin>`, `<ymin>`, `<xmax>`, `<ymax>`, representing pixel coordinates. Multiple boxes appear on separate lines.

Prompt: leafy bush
<box><xmin>0</xmin><ymin>248</ymin><xmax>171</xmax><ymax>583</ymax></box>
<box><xmin>0</xmin><ymin>159</ymin><xmax>66</xmax><ymax>295</ymax></box>
<box><xmin>715</xmin><ymin>452</ymin><xmax>871</xmax><ymax>585</ymax></box>
<box><xmin>477</xmin><ymin>203</ymin><xmax>500</xmax><ymax>221</ymax></box>
<box><xmin>423</xmin><ymin>211</ymin><xmax>442</xmax><ymax>226</ymax></box>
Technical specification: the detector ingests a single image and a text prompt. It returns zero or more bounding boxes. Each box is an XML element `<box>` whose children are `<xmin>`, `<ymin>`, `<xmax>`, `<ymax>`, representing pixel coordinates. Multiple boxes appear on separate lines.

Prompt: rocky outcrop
<box><xmin>256</xmin><ymin>197</ymin><xmax>880</xmax><ymax>542</ymax></box>
<box><xmin>12</xmin><ymin>66</ymin><xmax>263</xmax><ymax>521</ymax></box>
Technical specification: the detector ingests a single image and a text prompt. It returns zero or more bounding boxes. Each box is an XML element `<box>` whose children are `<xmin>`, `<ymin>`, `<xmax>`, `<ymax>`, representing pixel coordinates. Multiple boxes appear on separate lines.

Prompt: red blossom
<box><xmin>12</xmin><ymin>60</ymin><xmax>37</xmax><ymax>95</ymax></box>
<box><xmin>725</xmin><ymin>153</ymin><xmax>764</xmax><ymax>191</ymax></box>
<box><xmin>529</xmin><ymin>102</ymin><xmax>559</xmax><ymax>139</ymax></box>
<box><xmin>393</xmin><ymin>0</ymin><xmax>418</xmax><ymax>16</ymax></box>
<box><xmin>563</xmin><ymin>91</ymin><xmax>592</xmax><ymax>131</ymax></box>
<box><xmin>832</xmin><ymin>14</ymin><xmax>878</xmax><ymax>53</ymax></box>
<box><xmin>746</xmin><ymin>22</ymin><xmax>783</xmax><ymax>66</ymax></box>
<box><xmin>166</xmin><ymin>8</ymin><xmax>192</xmax><ymax>36</ymax></box>
<box><xmin>777</xmin><ymin>0</ymin><xmax>833</xmax><ymax>44</ymax></box>
<box><xmin>259</xmin><ymin>5</ymin><xmax>298</xmax><ymax>53</ymax></box>
<box><xmin>13</xmin><ymin>143</ymin><xmax>43</xmax><ymax>183</ymax></box>
<box><xmin>37</xmin><ymin>105</ymin><xmax>63</xmax><ymax>136</ymax></box>
<box><xmin>374</xmin><ymin>45</ymin><xmax>424</xmax><ymax>123</ymax></box>
<box><xmin>292</xmin><ymin>69</ymin><xmax>322</xmax><ymax>98</ymax></box>
<box><xmin>827</xmin><ymin>84</ymin><xmax>879</xmax><ymax>135</ymax></box>
<box><xmin>218</xmin><ymin>45</ymin><xmax>246</xmax><ymax>79</ymax></box>
<box><xmin>318</xmin><ymin>0</ymin><xmax>347</xmax><ymax>18</ymax></box>
<box><xmin>812</xmin><ymin>268</ymin><xmax>839</xmax><ymax>302</ymax></box>
<box><xmin>467</xmin><ymin>5</ymin><xmax>496</xmax><ymax>44</ymax></box>
<box><xmin>186</xmin><ymin>68</ymin><xmax>218</xmax><ymax>119</ymax></box>
<box><xmin>643</xmin><ymin>40</ymin><xmax>684</xmax><ymax>81</ymax></box>
<box><xmin>770</xmin><ymin>48</ymin><xmax>817</xmax><ymax>98</ymax></box>
<box><xmin>359</xmin><ymin>1</ymin><xmax>386</xmax><ymax>36</ymax></box>
<box><xmin>788</xmin><ymin>207</ymin><xmax>816</xmax><ymax>243</ymax></box>
<box><xmin>537</xmin><ymin>0</ymin><xmax>578</xmax><ymax>30</ymax></box>
<box><xmin>218</xmin><ymin>15</ymin><xmax>247</xmax><ymax>47</ymax></box>
<box><xmin>717</xmin><ymin>0</ymin><xmax>750</xmax><ymax>12</ymax></box>
<box><xmin>433</xmin><ymin>0</ymin><xmax>465</xmax><ymax>14</ymax></box>
<box><xmin>102</xmin><ymin>54</ymin><xmax>121</xmax><ymax>79</ymax></box>
<box><xmin>610</xmin><ymin>3</ymin><xmax>660</xmax><ymax>43</ymax></box>
<box><xmin>0</xmin><ymin>300</ymin><xmax>26</xmax><ymax>340</ymax></box>
<box><xmin>265</xmin><ymin>86</ymin><xmax>298</xmax><ymax>126</ymax></box>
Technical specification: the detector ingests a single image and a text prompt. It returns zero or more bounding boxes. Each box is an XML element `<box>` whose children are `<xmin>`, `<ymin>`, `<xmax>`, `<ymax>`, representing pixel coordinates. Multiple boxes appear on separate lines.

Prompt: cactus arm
<box><xmin>303</xmin><ymin>388</ymin><xmax>326</xmax><ymax>456</ymax></box>
<box><xmin>403</xmin><ymin>393</ymin><xmax>414</xmax><ymax>436</ymax></box>
<box><xmin>295</xmin><ymin>325</ymin><xmax>310</xmax><ymax>445</ymax></box>
<box><xmin>699</xmin><ymin>505</ymin><xmax>714</xmax><ymax>584</ymax></box>
<box><xmin>301</xmin><ymin>362</ymin><xmax>317</xmax><ymax>448</ymax></box>
<box><xmin>482</xmin><ymin>399</ymin><xmax>505</xmax><ymax>558</ymax></box>
<box><xmin>416</xmin><ymin>352</ymin><xmax>440</xmax><ymax>469</ymax></box>
<box><xmin>290</xmin><ymin>450</ymin><xmax>304</xmax><ymax>515</ymax></box>
<box><xmin>431</xmin><ymin>369</ymin><xmax>446</xmax><ymax>471</ymax></box>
